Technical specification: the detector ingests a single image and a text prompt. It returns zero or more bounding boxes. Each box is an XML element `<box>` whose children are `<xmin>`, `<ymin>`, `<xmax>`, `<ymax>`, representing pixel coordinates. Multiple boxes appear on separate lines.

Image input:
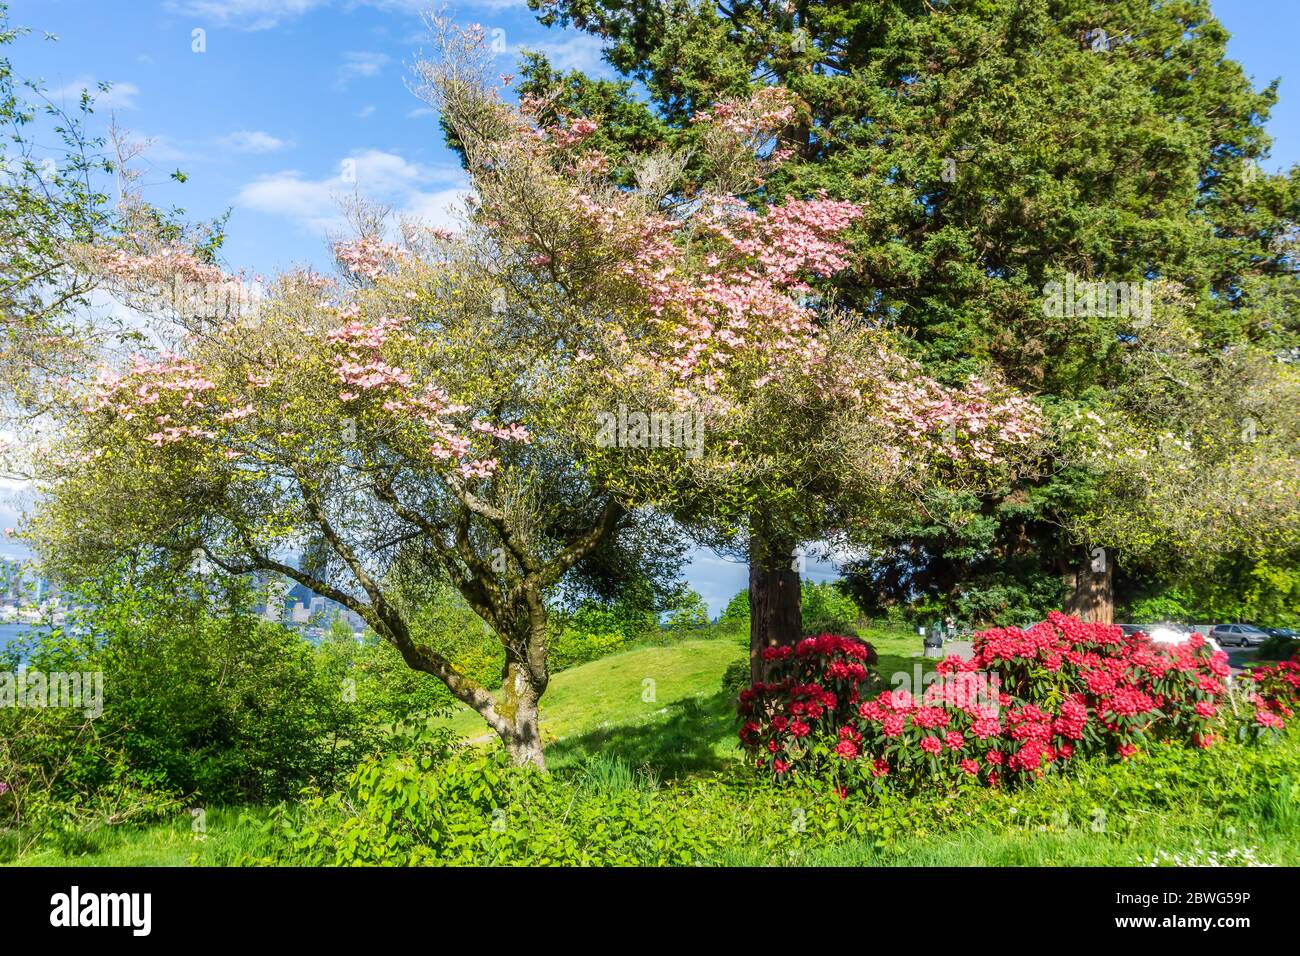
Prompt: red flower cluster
<box><xmin>739</xmin><ymin>613</ymin><xmax>1285</xmax><ymax>792</ymax></box>
<box><xmin>739</xmin><ymin>633</ymin><xmax>879</xmax><ymax>776</ymax></box>
<box><xmin>1246</xmin><ymin>656</ymin><xmax>1300</xmax><ymax>729</ymax></box>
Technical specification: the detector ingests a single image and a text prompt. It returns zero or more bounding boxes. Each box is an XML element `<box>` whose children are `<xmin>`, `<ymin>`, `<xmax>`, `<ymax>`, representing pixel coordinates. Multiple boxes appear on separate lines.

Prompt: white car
<box><xmin>1142</xmin><ymin>623</ymin><xmax>1224</xmax><ymax>656</ymax></box>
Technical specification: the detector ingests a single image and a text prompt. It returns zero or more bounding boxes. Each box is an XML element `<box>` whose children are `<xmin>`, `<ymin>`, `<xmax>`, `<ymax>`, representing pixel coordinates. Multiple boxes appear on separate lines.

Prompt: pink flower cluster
<box><xmin>320</xmin><ymin>311</ymin><xmax>528</xmax><ymax>480</ymax></box>
<box><xmin>333</xmin><ymin>236</ymin><xmax>407</xmax><ymax>282</ymax></box>
<box><xmin>95</xmin><ymin>244</ymin><xmax>226</xmax><ymax>287</ymax></box>
<box><xmin>86</xmin><ymin>354</ymin><xmax>223</xmax><ymax>447</ymax></box>
<box><xmin>551</xmin><ymin>117</ymin><xmax>599</xmax><ymax>147</ymax></box>
<box><xmin>691</xmin><ymin>86</ymin><xmax>799</xmax><ymax>139</ymax></box>
<box><xmin>606</xmin><ymin>192</ymin><xmax>865</xmax><ymax>387</ymax></box>
<box><xmin>879</xmin><ymin>375</ymin><xmax>1042</xmax><ymax>468</ymax></box>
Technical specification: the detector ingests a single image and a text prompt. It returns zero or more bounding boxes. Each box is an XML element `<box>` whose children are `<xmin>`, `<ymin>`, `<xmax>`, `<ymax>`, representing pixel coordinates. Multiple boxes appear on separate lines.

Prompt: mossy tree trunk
<box><xmin>491</xmin><ymin>658</ymin><xmax>546</xmax><ymax>770</ymax></box>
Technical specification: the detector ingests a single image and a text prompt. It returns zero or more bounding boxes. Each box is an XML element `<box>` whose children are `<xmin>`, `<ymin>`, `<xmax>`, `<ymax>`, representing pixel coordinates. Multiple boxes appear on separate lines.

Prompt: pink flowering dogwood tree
<box><xmin>34</xmin><ymin>23</ymin><xmax>1041</xmax><ymax>765</ymax></box>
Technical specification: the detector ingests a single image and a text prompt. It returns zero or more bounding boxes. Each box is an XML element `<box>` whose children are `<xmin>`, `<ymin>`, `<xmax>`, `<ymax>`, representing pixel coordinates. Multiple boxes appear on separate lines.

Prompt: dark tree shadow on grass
<box><xmin>545</xmin><ymin>653</ymin><xmax>936</xmax><ymax>781</ymax></box>
<box><xmin>546</xmin><ymin>690</ymin><xmax>742</xmax><ymax>780</ymax></box>
<box><xmin>875</xmin><ymin>652</ymin><xmax>935</xmax><ymax>691</ymax></box>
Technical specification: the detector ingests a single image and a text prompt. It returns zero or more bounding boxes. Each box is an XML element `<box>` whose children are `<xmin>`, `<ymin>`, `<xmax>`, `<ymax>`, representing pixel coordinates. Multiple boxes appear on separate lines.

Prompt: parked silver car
<box><xmin>1209</xmin><ymin>623</ymin><xmax>1269</xmax><ymax>647</ymax></box>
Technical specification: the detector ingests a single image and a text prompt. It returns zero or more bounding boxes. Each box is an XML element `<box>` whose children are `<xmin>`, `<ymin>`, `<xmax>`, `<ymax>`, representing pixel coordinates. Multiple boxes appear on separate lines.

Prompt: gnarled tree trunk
<box><xmin>493</xmin><ymin>660</ymin><xmax>546</xmax><ymax>769</ymax></box>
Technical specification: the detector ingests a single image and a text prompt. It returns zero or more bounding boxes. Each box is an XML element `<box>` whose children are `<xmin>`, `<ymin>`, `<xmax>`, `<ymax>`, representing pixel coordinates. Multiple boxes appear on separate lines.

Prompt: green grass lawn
<box><xmin>10</xmin><ymin>806</ymin><xmax>273</xmax><ymax>867</ymax></box>
<box><xmin>719</xmin><ymin>826</ymin><xmax>1300</xmax><ymax>867</ymax></box>
<box><xmin>438</xmin><ymin>636</ymin><xmax>747</xmax><ymax>777</ymax></box>
<box><xmin>438</xmin><ymin>626</ymin><xmax>933</xmax><ymax>778</ymax></box>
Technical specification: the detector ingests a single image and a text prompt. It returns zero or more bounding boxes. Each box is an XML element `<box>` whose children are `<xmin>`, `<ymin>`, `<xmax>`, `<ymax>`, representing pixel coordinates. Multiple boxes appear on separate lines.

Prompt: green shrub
<box><xmin>663</xmin><ymin>589</ymin><xmax>710</xmax><ymax>633</ymax></box>
<box><xmin>1257</xmin><ymin>635</ymin><xmax>1300</xmax><ymax>662</ymax></box>
<box><xmin>0</xmin><ymin>565</ymin><xmax>454</xmax><ymax>853</ymax></box>
<box><xmin>258</xmin><ymin>727</ymin><xmax>724</xmax><ymax>866</ymax></box>
<box><xmin>720</xmin><ymin>658</ymin><xmax>750</xmax><ymax>699</ymax></box>
<box><xmin>801</xmin><ymin>581</ymin><xmax>861</xmax><ymax>636</ymax></box>
<box><xmin>0</xmin><ymin>702</ymin><xmax>184</xmax><ymax>859</ymax></box>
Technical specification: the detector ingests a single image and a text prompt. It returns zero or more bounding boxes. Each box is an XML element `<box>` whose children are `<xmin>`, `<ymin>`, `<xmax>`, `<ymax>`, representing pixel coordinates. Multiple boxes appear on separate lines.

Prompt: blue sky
<box><xmin>4</xmin><ymin>0</ymin><xmax>618</xmax><ymax>274</ymax></box>
<box><xmin>3</xmin><ymin>0</ymin><xmax>1298</xmax><ymax>612</ymax></box>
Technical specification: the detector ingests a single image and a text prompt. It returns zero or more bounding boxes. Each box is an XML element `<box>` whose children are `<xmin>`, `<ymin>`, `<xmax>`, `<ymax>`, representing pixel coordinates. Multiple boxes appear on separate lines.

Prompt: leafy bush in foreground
<box><xmin>248</xmin><ymin>720</ymin><xmax>1300</xmax><ymax>866</ymax></box>
<box><xmin>0</xmin><ymin>568</ymin><xmax>451</xmax><ymax>852</ymax></box>
<box><xmin>1247</xmin><ymin>657</ymin><xmax>1300</xmax><ymax>728</ymax></box>
<box><xmin>258</xmin><ymin>723</ymin><xmax>719</xmax><ymax>866</ymax></box>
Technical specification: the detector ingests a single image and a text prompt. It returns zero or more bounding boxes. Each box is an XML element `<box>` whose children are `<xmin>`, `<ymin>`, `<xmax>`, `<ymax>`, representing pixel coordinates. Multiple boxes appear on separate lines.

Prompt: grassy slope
<box><xmin>442</xmin><ymin>637</ymin><xmax>747</xmax><ymax>776</ymax></box>
<box><xmin>441</xmin><ymin>626</ymin><xmax>934</xmax><ymax>777</ymax></box>
<box><xmin>444</xmin><ymin>637</ymin><xmax>741</xmax><ymax>739</ymax></box>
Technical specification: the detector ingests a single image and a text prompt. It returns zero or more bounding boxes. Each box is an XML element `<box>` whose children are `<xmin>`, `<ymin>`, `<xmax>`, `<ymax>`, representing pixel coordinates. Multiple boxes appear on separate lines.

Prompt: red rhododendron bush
<box><xmin>1249</xmin><ymin>656</ymin><xmax>1300</xmax><ymax>729</ymax></box>
<box><xmin>739</xmin><ymin>613</ymin><xmax>1298</xmax><ymax>792</ymax></box>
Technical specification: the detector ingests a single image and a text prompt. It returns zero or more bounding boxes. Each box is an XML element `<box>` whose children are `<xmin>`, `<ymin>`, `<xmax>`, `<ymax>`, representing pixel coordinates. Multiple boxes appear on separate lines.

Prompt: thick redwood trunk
<box><xmin>1064</xmin><ymin>546</ymin><xmax>1114</xmax><ymax>624</ymax></box>
<box><xmin>749</xmin><ymin>531</ymin><xmax>802</xmax><ymax>684</ymax></box>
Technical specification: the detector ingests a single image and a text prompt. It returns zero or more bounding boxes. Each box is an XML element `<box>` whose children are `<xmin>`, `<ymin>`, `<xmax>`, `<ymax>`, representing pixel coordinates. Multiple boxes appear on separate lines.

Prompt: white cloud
<box><xmin>336</xmin><ymin>51</ymin><xmax>392</xmax><ymax>87</ymax></box>
<box><xmin>348</xmin><ymin>149</ymin><xmax>453</xmax><ymax>193</ymax></box>
<box><xmin>96</xmin><ymin>82</ymin><xmax>141</xmax><ymax>109</ymax></box>
<box><xmin>357</xmin><ymin>105</ymin><xmax>377</xmax><ymax>119</ymax></box>
<box><xmin>47</xmin><ymin>78</ymin><xmax>140</xmax><ymax>110</ymax></box>
<box><xmin>403</xmin><ymin>187</ymin><xmax>471</xmax><ymax>234</ymax></box>
<box><xmin>166</xmin><ymin>0</ymin><xmax>329</xmax><ymax>31</ymax></box>
<box><xmin>516</xmin><ymin>34</ymin><xmax>607</xmax><ymax>75</ymax></box>
<box><xmin>237</xmin><ymin>171</ymin><xmax>339</xmax><ymax>230</ymax></box>
<box><xmin>235</xmin><ymin>149</ymin><xmax>467</xmax><ymax>236</ymax></box>
<box><xmin>218</xmin><ymin>130</ymin><xmax>292</xmax><ymax>154</ymax></box>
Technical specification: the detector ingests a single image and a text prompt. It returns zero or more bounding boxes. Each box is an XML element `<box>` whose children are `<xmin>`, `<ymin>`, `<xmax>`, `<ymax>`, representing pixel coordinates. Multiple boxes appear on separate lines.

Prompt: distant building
<box><xmin>0</xmin><ymin>557</ymin><xmax>60</xmax><ymax>611</ymax></box>
<box><xmin>249</xmin><ymin>569</ymin><xmax>365</xmax><ymax>637</ymax></box>
<box><xmin>263</xmin><ymin>579</ymin><xmax>291</xmax><ymax>622</ymax></box>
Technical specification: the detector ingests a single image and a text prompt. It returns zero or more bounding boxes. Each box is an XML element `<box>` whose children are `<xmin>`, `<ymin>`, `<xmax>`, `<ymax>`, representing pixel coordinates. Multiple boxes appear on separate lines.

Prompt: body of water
<box><xmin>0</xmin><ymin>622</ymin><xmax>41</xmax><ymax>657</ymax></box>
